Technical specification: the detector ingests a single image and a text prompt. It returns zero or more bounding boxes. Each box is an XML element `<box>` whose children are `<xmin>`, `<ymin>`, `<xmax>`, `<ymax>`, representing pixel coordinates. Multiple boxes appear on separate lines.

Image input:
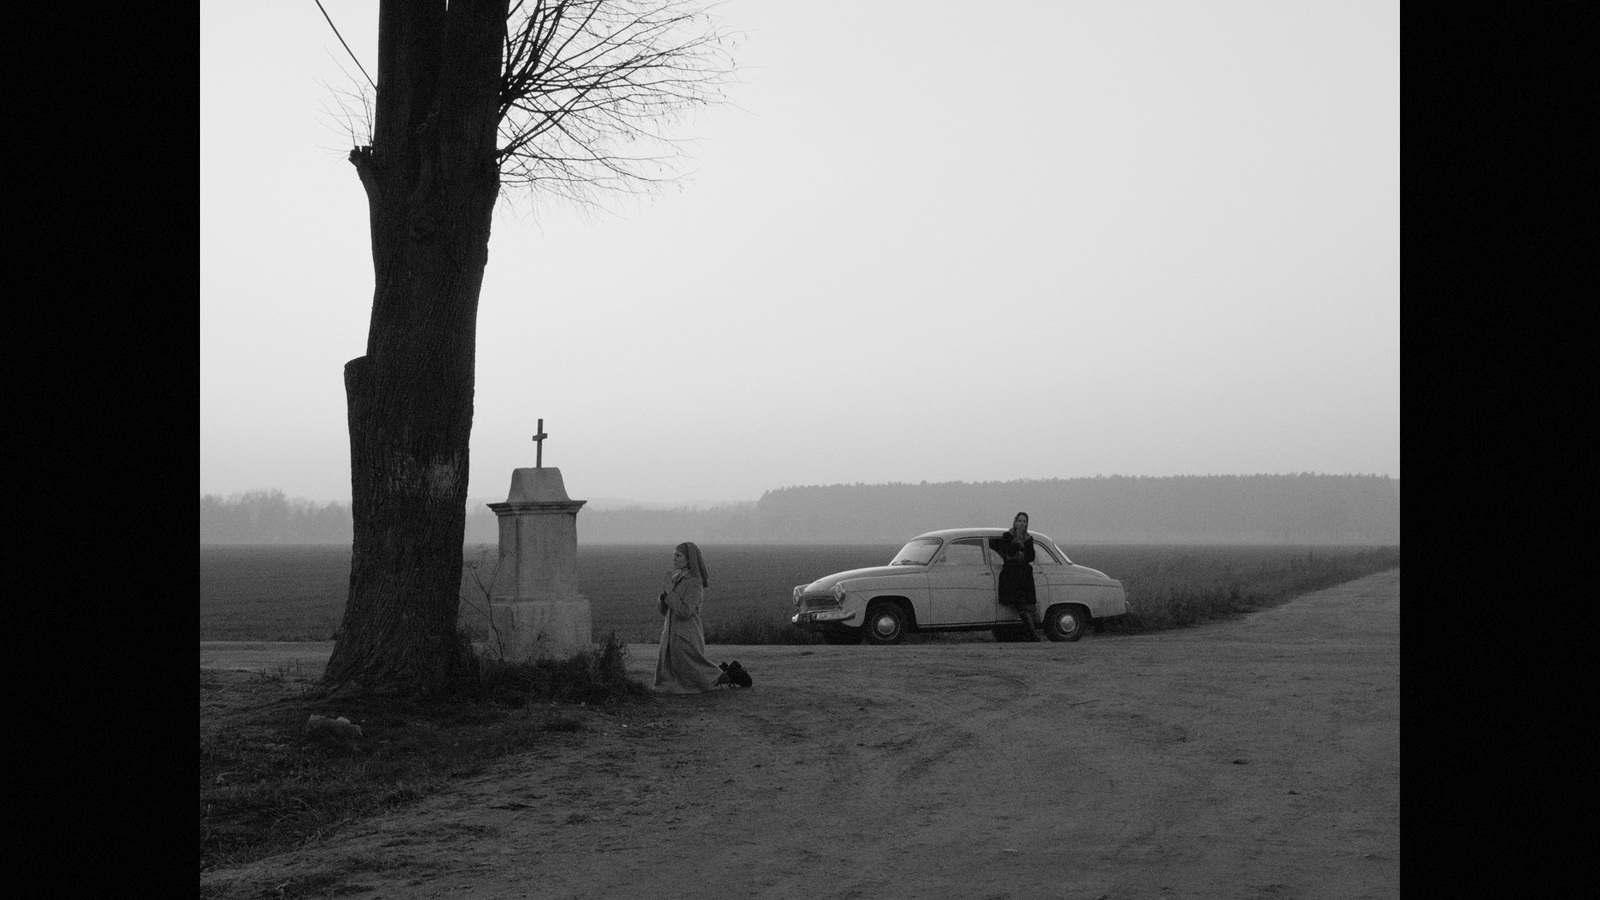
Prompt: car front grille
<box><xmin>799</xmin><ymin>595</ymin><xmax>841</xmax><ymax>614</ymax></box>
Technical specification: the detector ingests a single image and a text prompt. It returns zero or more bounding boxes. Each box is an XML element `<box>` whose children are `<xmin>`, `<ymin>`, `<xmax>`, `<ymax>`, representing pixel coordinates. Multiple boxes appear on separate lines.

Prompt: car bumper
<box><xmin>791</xmin><ymin>609</ymin><xmax>860</xmax><ymax>628</ymax></box>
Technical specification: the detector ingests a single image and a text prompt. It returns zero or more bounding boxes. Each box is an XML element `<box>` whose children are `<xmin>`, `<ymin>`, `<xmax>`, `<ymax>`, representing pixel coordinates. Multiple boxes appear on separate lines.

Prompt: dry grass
<box><xmin>204</xmin><ymin>543</ymin><xmax>1399</xmax><ymax>645</ymax></box>
<box><xmin>1084</xmin><ymin>545</ymin><xmax>1401</xmax><ymax>633</ymax></box>
<box><xmin>200</xmin><ymin>634</ymin><xmax>650</xmax><ymax>882</ymax></box>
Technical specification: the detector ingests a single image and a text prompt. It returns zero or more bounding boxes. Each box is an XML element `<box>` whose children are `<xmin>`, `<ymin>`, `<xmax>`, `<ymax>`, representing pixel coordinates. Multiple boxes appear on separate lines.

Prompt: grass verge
<box><xmin>1097</xmin><ymin>545</ymin><xmax>1400</xmax><ymax>634</ymax></box>
<box><xmin>200</xmin><ymin>633</ymin><xmax>650</xmax><ymax>882</ymax></box>
<box><xmin>703</xmin><ymin>611</ymin><xmax>821</xmax><ymax>645</ymax></box>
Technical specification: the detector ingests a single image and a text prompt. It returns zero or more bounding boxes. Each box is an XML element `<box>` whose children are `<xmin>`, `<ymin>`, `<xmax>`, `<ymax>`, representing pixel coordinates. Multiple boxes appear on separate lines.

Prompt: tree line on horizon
<box><xmin>201</xmin><ymin>474</ymin><xmax>1399</xmax><ymax>545</ymax></box>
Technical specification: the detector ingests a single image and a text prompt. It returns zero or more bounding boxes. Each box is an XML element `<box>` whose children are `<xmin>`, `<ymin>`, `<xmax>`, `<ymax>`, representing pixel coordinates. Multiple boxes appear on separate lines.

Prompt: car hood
<box><xmin>1070</xmin><ymin>565</ymin><xmax>1116</xmax><ymax>582</ymax></box>
<box><xmin>802</xmin><ymin>565</ymin><xmax>909</xmax><ymax>592</ymax></box>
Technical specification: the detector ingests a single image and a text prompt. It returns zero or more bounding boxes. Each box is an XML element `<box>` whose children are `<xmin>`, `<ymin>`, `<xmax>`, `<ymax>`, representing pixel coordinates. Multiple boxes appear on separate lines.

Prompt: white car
<box><xmin>791</xmin><ymin>528</ymin><xmax>1128</xmax><ymax>644</ymax></box>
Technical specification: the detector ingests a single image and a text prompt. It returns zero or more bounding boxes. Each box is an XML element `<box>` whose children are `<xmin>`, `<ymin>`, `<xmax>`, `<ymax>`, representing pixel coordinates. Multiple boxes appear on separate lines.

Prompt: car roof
<box><xmin>910</xmin><ymin>527</ymin><xmax>1056</xmax><ymax>543</ymax></box>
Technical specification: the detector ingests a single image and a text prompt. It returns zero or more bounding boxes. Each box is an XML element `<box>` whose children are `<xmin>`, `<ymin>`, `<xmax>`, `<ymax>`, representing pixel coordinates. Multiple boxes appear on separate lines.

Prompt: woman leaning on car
<box><xmin>989</xmin><ymin>512</ymin><xmax>1044</xmax><ymax>641</ymax></box>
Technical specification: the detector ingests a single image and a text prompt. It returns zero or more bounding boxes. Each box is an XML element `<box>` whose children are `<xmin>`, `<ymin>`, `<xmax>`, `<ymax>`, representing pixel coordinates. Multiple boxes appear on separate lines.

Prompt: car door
<box><xmin>927</xmin><ymin>537</ymin><xmax>999</xmax><ymax>625</ymax></box>
<box><xmin>1029</xmin><ymin>538</ymin><xmax>1066</xmax><ymax>608</ymax></box>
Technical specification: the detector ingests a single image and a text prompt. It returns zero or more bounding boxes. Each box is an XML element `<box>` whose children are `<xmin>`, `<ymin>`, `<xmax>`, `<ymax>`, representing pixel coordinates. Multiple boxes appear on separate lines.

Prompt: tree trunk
<box><xmin>325</xmin><ymin>0</ymin><xmax>509</xmax><ymax>694</ymax></box>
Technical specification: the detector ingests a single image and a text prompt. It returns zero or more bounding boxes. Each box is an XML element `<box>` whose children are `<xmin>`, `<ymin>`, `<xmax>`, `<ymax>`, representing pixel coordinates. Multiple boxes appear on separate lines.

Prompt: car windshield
<box><xmin>889</xmin><ymin>538</ymin><xmax>941</xmax><ymax>566</ymax></box>
<box><xmin>1041</xmin><ymin>539</ymin><xmax>1073</xmax><ymax>565</ymax></box>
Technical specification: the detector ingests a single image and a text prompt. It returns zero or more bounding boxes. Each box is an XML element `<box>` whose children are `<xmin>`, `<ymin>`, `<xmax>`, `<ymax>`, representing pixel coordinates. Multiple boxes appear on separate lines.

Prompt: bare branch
<box><xmin>316</xmin><ymin>53</ymin><xmax>377</xmax><ymax>155</ymax></box>
<box><xmin>495</xmin><ymin>0</ymin><xmax>738</xmax><ymax>208</ymax></box>
<box><xmin>323</xmin><ymin>0</ymin><xmax>737</xmax><ymax>215</ymax></box>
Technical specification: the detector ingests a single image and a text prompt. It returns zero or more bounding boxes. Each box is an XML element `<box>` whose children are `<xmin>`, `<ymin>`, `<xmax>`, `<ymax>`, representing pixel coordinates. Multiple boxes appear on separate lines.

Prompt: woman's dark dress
<box><xmin>988</xmin><ymin>532</ymin><xmax>1037</xmax><ymax>611</ymax></box>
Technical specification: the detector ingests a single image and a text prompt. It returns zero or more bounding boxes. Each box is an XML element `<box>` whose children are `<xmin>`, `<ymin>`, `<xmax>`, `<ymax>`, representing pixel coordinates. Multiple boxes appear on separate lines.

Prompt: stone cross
<box><xmin>531</xmin><ymin>418</ymin><xmax>548</xmax><ymax>468</ymax></box>
<box><xmin>479</xmin><ymin>447</ymin><xmax>590</xmax><ymax>663</ymax></box>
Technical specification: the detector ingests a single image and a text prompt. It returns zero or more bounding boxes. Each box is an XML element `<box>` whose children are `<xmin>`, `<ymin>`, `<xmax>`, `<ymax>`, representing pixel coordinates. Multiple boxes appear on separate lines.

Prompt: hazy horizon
<box><xmin>201</xmin><ymin>471</ymin><xmax>1398</xmax><ymax>511</ymax></box>
<box><xmin>202</xmin><ymin>2</ymin><xmax>1398</xmax><ymax>508</ymax></box>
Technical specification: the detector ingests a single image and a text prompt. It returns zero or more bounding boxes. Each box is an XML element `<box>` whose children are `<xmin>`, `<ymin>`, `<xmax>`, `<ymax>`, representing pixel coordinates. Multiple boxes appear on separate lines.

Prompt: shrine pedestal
<box><xmin>473</xmin><ymin>467</ymin><xmax>592</xmax><ymax>662</ymax></box>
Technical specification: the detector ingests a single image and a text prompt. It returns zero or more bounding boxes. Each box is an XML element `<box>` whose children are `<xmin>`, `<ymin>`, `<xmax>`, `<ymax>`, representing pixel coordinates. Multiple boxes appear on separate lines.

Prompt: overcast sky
<box><xmin>201</xmin><ymin>1</ymin><xmax>1398</xmax><ymax>507</ymax></box>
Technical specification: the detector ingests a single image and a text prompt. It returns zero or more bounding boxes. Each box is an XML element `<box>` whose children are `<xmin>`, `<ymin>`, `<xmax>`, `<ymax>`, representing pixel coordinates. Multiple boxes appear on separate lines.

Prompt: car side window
<box><xmin>940</xmin><ymin>539</ymin><xmax>988</xmax><ymax>567</ymax></box>
<box><xmin>1030</xmin><ymin>540</ymin><xmax>1061</xmax><ymax>565</ymax></box>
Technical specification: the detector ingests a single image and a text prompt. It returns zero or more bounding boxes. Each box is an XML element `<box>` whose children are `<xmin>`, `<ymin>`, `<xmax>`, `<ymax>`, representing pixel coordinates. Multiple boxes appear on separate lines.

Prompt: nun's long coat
<box><xmin>988</xmin><ymin>532</ymin><xmax>1038</xmax><ymax>611</ymax></box>
<box><xmin>653</xmin><ymin>570</ymin><xmax>725</xmax><ymax>693</ymax></box>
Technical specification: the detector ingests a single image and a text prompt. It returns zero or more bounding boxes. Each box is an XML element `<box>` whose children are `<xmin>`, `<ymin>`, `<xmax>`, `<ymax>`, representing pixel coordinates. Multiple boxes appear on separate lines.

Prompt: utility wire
<box><xmin>314</xmin><ymin>0</ymin><xmax>376</xmax><ymax>89</ymax></box>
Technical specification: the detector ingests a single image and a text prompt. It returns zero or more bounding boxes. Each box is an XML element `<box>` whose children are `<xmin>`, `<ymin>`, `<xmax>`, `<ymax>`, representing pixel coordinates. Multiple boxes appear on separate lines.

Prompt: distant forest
<box><xmin>200</xmin><ymin>474</ymin><xmax>1398</xmax><ymax>545</ymax></box>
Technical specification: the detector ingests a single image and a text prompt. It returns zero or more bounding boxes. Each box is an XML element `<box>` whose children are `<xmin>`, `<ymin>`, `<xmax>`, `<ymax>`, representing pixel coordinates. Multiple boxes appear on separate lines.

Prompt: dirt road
<box><xmin>201</xmin><ymin>569</ymin><xmax>1399</xmax><ymax>899</ymax></box>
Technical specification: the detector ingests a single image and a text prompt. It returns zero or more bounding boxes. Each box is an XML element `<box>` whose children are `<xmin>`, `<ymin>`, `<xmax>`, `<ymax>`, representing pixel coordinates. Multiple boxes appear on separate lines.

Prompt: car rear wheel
<box><xmin>822</xmin><ymin>627</ymin><xmax>863</xmax><ymax>645</ymax></box>
<box><xmin>863</xmin><ymin>602</ymin><xmax>907</xmax><ymax>645</ymax></box>
<box><xmin>1043</xmin><ymin>604</ymin><xmax>1088</xmax><ymax>642</ymax></box>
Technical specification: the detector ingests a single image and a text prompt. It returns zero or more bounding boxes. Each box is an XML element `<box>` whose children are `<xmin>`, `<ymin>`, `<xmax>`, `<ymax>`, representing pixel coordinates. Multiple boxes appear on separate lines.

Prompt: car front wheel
<box><xmin>863</xmin><ymin>602</ymin><xmax>907</xmax><ymax>645</ymax></box>
<box><xmin>1043</xmin><ymin>604</ymin><xmax>1088</xmax><ymax>642</ymax></box>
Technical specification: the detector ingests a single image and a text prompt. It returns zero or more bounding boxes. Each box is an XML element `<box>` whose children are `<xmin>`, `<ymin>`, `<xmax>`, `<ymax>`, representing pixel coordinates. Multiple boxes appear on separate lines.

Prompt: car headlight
<box><xmin>831</xmin><ymin>583</ymin><xmax>848</xmax><ymax>602</ymax></box>
<box><xmin>793</xmin><ymin>585</ymin><xmax>805</xmax><ymax>607</ymax></box>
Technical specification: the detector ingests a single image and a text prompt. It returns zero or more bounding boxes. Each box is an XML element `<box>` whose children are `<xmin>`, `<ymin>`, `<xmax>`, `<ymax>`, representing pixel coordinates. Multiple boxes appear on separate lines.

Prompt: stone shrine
<box><xmin>477</xmin><ymin>421</ymin><xmax>593</xmax><ymax>662</ymax></box>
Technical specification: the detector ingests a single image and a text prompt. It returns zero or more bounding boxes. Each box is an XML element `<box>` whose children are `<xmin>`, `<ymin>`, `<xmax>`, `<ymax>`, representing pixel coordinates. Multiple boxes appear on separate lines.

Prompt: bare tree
<box><xmin>323</xmin><ymin>0</ymin><xmax>733</xmax><ymax>694</ymax></box>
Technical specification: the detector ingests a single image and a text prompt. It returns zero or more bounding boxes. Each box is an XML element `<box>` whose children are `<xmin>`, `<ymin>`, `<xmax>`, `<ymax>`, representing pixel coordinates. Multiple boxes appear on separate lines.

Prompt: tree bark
<box><xmin>325</xmin><ymin>0</ymin><xmax>509</xmax><ymax>694</ymax></box>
